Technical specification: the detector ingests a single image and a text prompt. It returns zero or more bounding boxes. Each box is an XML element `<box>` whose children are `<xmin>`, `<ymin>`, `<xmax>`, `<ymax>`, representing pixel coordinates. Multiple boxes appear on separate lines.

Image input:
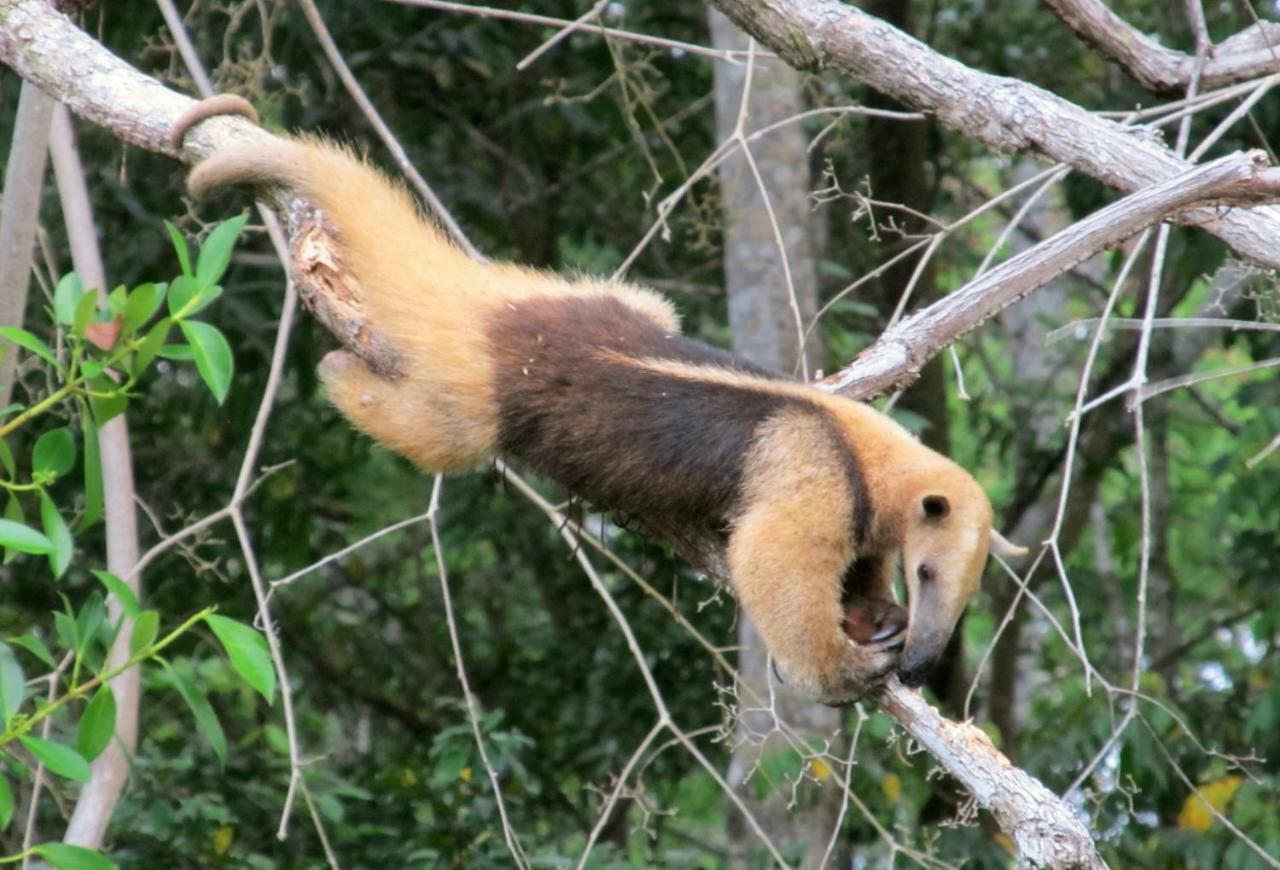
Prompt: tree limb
<box><xmin>706</xmin><ymin>0</ymin><xmax>1280</xmax><ymax>272</ymax></box>
<box><xmin>0</xmin><ymin>81</ymin><xmax>54</xmax><ymax>408</ymax></box>
<box><xmin>48</xmin><ymin>104</ymin><xmax>143</xmax><ymax>850</ymax></box>
<box><xmin>1041</xmin><ymin>0</ymin><xmax>1280</xmax><ymax>93</ymax></box>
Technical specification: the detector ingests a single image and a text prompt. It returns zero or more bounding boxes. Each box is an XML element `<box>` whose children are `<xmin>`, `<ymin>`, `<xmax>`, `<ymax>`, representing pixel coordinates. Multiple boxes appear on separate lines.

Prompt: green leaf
<box><xmin>129</xmin><ymin>611</ymin><xmax>159</xmax><ymax>657</ymax></box>
<box><xmin>19</xmin><ymin>736</ymin><xmax>91</xmax><ymax>783</ymax></box>
<box><xmin>206</xmin><ymin>615</ymin><xmax>275</xmax><ymax>704</ymax></box>
<box><xmin>54</xmin><ymin>610</ymin><xmax>77</xmax><ymax>651</ymax></box>
<box><xmin>40</xmin><ymin>492</ymin><xmax>73</xmax><ymax>579</ymax></box>
<box><xmin>71</xmin><ymin>291</ymin><xmax>99</xmax><ymax>339</ymax></box>
<box><xmin>195</xmin><ymin>214</ymin><xmax>248</xmax><ymax>289</ymax></box>
<box><xmin>9</xmin><ymin>633</ymin><xmax>56</xmax><ymax>668</ymax></box>
<box><xmin>165</xmin><ymin>220</ymin><xmax>192</xmax><ymax>277</ymax></box>
<box><xmin>180</xmin><ymin>320</ymin><xmax>233</xmax><ymax>405</ymax></box>
<box><xmin>3</xmin><ymin>497</ymin><xmax>26</xmax><ymax>564</ymax></box>
<box><xmin>91</xmin><ymin>570</ymin><xmax>140</xmax><ymax>620</ymax></box>
<box><xmin>122</xmin><ymin>283</ymin><xmax>165</xmax><ymax>332</ymax></box>
<box><xmin>53</xmin><ymin>273</ymin><xmax>86</xmax><ymax>326</ymax></box>
<box><xmin>0</xmin><ymin>326</ymin><xmax>58</xmax><ymax>367</ymax></box>
<box><xmin>160</xmin><ymin>659</ymin><xmax>227</xmax><ymax>765</ymax></box>
<box><xmin>80</xmin><ymin>406</ymin><xmax>103</xmax><ymax>529</ymax></box>
<box><xmin>75</xmin><ymin>593</ymin><xmax>106</xmax><ymax>658</ymax></box>
<box><xmin>0</xmin><ymin>641</ymin><xmax>25</xmax><ymax>725</ymax></box>
<box><xmin>107</xmin><ymin>285</ymin><xmax>128</xmax><ymax>315</ymax></box>
<box><xmin>0</xmin><ymin>438</ymin><xmax>13</xmax><ymax>477</ymax></box>
<box><xmin>0</xmin><ymin>519</ymin><xmax>54</xmax><ymax>554</ymax></box>
<box><xmin>0</xmin><ymin>775</ymin><xmax>11</xmax><ymax>830</ymax></box>
<box><xmin>33</xmin><ymin>427</ymin><xmax>76</xmax><ymax>478</ymax></box>
<box><xmin>32</xmin><ymin>842</ymin><xmax>116</xmax><ymax>870</ymax></box>
<box><xmin>87</xmin><ymin>376</ymin><xmax>128</xmax><ymax>426</ymax></box>
<box><xmin>132</xmin><ymin>317</ymin><xmax>172</xmax><ymax>376</ymax></box>
<box><xmin>76</xmin><ymin>687</ymin><xmax>117</xmax><ymax>762</ymax></box>
<box><xmin>166</xmin><ymin>274</ymin><xmax>201</xmax><ymax>318</ymax></box>
<box><xmin>156</xmin><ymin>344</ymin><xmax>195</xmax><ymax>361</ymax></box>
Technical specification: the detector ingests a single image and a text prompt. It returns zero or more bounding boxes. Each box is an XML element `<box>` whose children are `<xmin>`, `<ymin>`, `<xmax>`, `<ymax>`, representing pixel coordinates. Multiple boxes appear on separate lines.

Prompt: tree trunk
<box><xmin>708</xmin><ymin>10</ymin><xmax>836</xmax><ymax>868</ymax></box>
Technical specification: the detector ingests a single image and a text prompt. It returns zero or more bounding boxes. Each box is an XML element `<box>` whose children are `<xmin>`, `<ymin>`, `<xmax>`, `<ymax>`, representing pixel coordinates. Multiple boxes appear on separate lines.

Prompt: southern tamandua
<box><xmin>172</xmin><ymin>97</ymin><xmax>1024</xmax><ymax>704</ymax></box>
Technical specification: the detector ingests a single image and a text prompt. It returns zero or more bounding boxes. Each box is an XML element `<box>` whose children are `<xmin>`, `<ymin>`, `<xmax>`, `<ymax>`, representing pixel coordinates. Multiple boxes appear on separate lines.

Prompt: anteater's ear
<box><xmin>989</xmin><ymin>528</ymin><xmax>1029</xmax><ymax>557</ymax></box>
<box><xmin>921</xmin><ymin>494</ymin><xmax>950</xmax><ymax>520</ymax></box>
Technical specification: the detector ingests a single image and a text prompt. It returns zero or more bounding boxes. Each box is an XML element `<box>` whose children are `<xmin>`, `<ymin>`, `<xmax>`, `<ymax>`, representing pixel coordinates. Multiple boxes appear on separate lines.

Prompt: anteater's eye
<box><xmin>917</xmin><ymin>564</ymin><xmax>935</xmax><ymax>583</ymax></box>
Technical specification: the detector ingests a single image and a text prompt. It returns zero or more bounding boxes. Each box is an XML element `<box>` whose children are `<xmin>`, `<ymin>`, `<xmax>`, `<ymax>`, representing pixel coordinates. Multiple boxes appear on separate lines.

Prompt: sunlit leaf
<box><xmin>33</xmin><ymin>427</ymin><xmax>76</xmax><ymax>478</ymax></box>
<box><xmin>160</xmin><ymin>658</ymin><xmax>227</xmax><ymax>765</ymax></box>
<box><xmin>9</xmin><ymin>633</ymin><xmax>56</xmax><ymax>668</ymax></box>
<box><xmin>1178</xmin><ymin>775</ymin><xmax>1244</xmax><ymax>833</ymax></box>
<box><xmin>90</xmin><ymin>570</ymin><xmax>140</xmax><ymax>620</ymax></box>
<box><xmin>0</xmin><ymin>326</ymin><xmax>57</xmax><ymax>367</ymax></box>
<box><xmin>72</xmin><ymin>291</ymin><xmax>99</xmax><ymax>339</ymax></box>
<box><xmin>19</xmin><ymin>736</ymin><xmax>91</xmax><ymax>782</ymax></box>
<box><xmin>132</xmin><ymin>317</ymin><xmax>172</xmax><ymax>376</ymax></box>
<box><xmin>32</xmin><ymin>842</ymin><xmax>116</xmax><ymax>870</ymax></box>
<box><xmin>0</xmin><ymin>641</ymin><xmax>25</xmax><ymax>725</ymax></box>
<box><xmin>106</xmin><ymin>285</ymin><xmax>128</xmax><ymax>316</ymax></box>
<box><xmin>40</xmin><ymin>492</ymin><xmax>73</xmax><ymax>579</ymax></box>
<box><xmin>206</xmin><ymin>615</ymin><xmax>274</xmax><ymax>704</ymax></box>
<box><xmin>123</xmin><ymin>283</ymin><xmax>165</xmax><ymax>332</ymax></box>
<box><xmin>156</xmin><ymin>344</ymin><xmax>195</xmax><ymax>361</ymax></box>
<box><xmin>129</xmin><ymin>611</ymin><xmax>159</xmax><ymax>657</ymax></box>
<box><xmin>76</xmin><ymin>687</ymin><xmax>117</xmax><ymax>762</ymax></box>
<box><xmin>195</xmin><ymin>214</ymin><xmax>248</xmax><ymax>289</ymax></box>
<box><xmin>180</xmin><ymin>320</ymin><xmax>233</xmax><ymax>405</ymax></box>
<box><xmin>165</xmin><ymin>220</ymin><xmax>192</xmax><ymax>277</ymax></box>
<box><xmin>0</xmin><ymin>519</ymin><xmax>54</xmax><ymax>554</ymax></box>
<box><xmin>53</xmin><ymin>273</ymin><xmax>86</xmax><ymax>326</ymax></box>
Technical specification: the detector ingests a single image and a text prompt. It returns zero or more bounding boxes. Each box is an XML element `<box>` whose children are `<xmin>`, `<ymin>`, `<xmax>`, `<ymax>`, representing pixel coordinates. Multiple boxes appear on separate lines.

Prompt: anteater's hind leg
<box><xmin>318</xmin><ymin>350</ymin><xmax>490</xmax><ymax>474</ymax></box>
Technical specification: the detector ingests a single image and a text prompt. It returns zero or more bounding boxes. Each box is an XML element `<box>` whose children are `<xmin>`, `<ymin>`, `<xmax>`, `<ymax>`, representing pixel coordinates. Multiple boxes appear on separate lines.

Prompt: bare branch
<box><xmin>706</xmin><ymin>0</ymin><xmax>1280</xmax><ymax>271</ymax></box>
<box><xmin>1043</xmin><ymin>0</ymin><xmax>1280</xmax><ymax>93</ymax></box>
<box><xmin>880</xmin><ymin>679</ymin><xmax>1104</xmax><ymax>869</ymax></box>
<box><xmin>821</xmin><ymin>151</ymin><xmax>1280</xmax><ymax>398</ymax></box>
<box><xmin>49</xmin><ymin>105</ymin><xmax>143</xmax><ymax>851</ymax></box>
<box><xmin>0</xmin><ymin>82</ymin><xmax>54</xmax><ymax>408</ymax></box>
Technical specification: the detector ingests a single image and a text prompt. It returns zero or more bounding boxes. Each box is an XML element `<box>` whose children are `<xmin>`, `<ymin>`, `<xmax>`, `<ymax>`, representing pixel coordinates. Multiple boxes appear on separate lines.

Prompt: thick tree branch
<box><xmin>880</xmin><ymin>679</ymin><xmax>1104</xmax><ymax>869</ymax></box>
<box><xmin>0</xmin><ymin>81</ymin><xmax>53</xmax><ymax>407</ymax></box>
<box><xmin>822</xmin><ymin>151</ymin><xmax>1280</xmax><ymax>398</ymax></box>
<box><xmin>48</xmin><ymin>105</ymin><xmax>142</xmax><ymax>850</ymax></box>
<box><xmin>706</xmin><ymin>0</ymin><xmax>1280</xmax><ymax>272</ymax></box>
<box><xmin>1041</xmin><ymin>0</ymin><xmax>1280</xmax><ymax>93</ymax></box>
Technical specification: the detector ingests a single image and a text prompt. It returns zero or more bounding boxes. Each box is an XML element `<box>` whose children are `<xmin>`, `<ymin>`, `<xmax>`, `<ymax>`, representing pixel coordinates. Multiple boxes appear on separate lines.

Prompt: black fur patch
<box><xmin>823</xmin><ymin>415</ymin><xmax>874</xmax><ymax>547</ymax></box>
<box><xmin>486</xmin><ymin>294</ymin><xmax>878</xmax><ymax>549</ymax></box>
<box><xmin>487</xmin><ymin>295</ymin><xmax>798</xmax><ymax>529</ymax></box>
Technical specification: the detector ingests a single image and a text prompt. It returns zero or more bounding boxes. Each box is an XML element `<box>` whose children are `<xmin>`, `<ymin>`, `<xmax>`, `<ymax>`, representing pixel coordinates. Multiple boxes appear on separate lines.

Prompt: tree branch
<box><xmin>822</xmin><ymin>151</ymin><xmax>1280</xmax><ymax>398</ymax></box>
<box><xmin>706</xmin><ymin>0</ymin><xmax>1280</xmax><ymax>272</ymax></box>
<box><xmin>48</xmin><ymin>104</ymin><xmax>143</xmax><ymax>850</ymax></box>
<box><xmin>1041</xmin><ymin>0</ymin><xmax>1280</xmax><ymax>93</ymax></box>
<box><xmin>0</xmin><ymin>81</ymin><xmax>54</xmax><ymax>408</ymax></box>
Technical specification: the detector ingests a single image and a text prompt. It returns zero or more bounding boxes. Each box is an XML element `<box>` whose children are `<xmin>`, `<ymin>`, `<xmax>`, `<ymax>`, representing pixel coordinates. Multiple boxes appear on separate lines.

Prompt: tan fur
<box><xmin>183</xmin><ymin>116</ymin><xmax>1001</xmax><ymax>702</ymax></box>
<box><xmin>728</xmin><ymin>409</ymin><xmax>898</xmax><ymax>700</ymax></box>
<box><xmin>190</xmin><ymin>137</ymin><xmax>677</xmax><ymax>472</ymax></box>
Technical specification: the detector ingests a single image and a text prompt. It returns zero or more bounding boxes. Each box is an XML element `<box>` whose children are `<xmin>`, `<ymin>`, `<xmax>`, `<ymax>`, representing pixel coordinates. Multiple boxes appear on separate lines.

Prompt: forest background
<box><xmin>1</xmin><ymin>0</ymin><xmax>1279</xmax><ymax>867</ymax></box>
